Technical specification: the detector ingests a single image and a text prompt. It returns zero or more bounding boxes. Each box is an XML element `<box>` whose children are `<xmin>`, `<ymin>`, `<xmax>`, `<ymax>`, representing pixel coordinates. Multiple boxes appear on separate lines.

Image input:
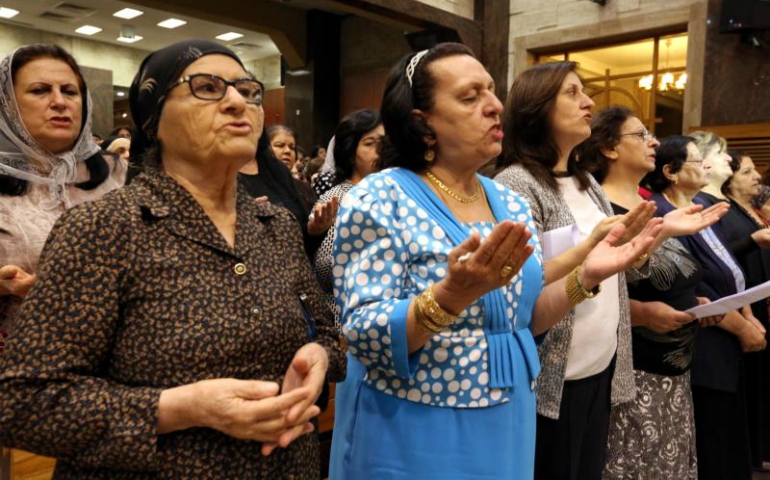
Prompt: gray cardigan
<box><xmin>495</xmin><ymin>164</ymin><xmax>636</xmax><ymax>420</ymax></box>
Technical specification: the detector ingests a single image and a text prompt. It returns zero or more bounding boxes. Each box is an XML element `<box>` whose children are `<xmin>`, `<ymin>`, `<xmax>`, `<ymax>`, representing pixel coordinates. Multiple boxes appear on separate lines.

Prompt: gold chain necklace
<box><xmin>425</xmin><ymin>170</ymin><xmax>481</xmax><ymax>203</ymax></box>
<box><xmin>434</xmin><ymin>181</ymin><xmax>496</xmax><ymax>225</ymax></box>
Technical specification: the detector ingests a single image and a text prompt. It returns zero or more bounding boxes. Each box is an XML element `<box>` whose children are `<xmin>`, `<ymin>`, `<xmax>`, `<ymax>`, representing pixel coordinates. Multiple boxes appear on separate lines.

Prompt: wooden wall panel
<box><xmin>263</xmin><ymin>88</ymin><xmax>286</xmax><ymax>128</ymax></box>
<box><xmin>340</xmin><ymin>68</ymin><xmax>389</xmax><ymax>117</ymax></box>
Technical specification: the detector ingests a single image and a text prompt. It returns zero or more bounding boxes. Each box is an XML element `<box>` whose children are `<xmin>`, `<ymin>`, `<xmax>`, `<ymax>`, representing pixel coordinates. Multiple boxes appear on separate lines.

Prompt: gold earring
<box><xmin>424</xmin><ymin>148</ymin><xmax>435</xmax><ymax>162</ymax></box>
<box><xmin>673</xmin><ymin>178</ymin><xmax>678</xmax><ymax>186</ymax></box>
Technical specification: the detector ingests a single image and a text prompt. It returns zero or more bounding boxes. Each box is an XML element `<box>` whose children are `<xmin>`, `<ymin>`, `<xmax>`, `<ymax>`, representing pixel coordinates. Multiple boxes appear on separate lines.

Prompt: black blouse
<box><xmin>613</xmin><ymin>203</ymin><xmax>704</xmax><ymax>376</ymax></box>
<box><xmin>651</xmin><ymin>193</ymin><xmax>745</xmax><ymax>392</ymax></box>
<box><xmin>238</xmin><ymin>155</ymin><xmax>322</xmax><ymax>258</ymax></box>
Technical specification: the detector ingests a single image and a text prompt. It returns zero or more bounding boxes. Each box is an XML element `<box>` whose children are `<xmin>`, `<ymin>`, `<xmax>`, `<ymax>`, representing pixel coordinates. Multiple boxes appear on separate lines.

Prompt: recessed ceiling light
<box><xmin>113</xmin><ymin>8</ymin><xmax>143</xmax><ymax>19</ymax></box>
<box><xmin>75</xmin><ymin>25</ymin><xmax>102</xmax><ymax>35</ymax></box>
<box><xmin>0</xmin><ymin>7</ymin><xmax>19</xmax><ymax>19</ymax></box>
<box><xmin>117</xmin><ymin>35</ymin><xmax>143</xmax><ymax>44</ymax></box>
<box><xmin>116</xmin><ymin>91</ymin><xmax>125</xmax><ymax>97</ymax></box>
<box><xmin>157</xmin><ymin>18</ymin><xmax>186</xmax><ymax>29</ymax></box>
<box><xmin>216</xmin><ymin>32</ymin><xmax>243</xmax><ymax>41</ymax></box>
<box><xmin>121</xmin><ymin>113</ymin><xmax>128</xmax><ymax>118</ymax></box>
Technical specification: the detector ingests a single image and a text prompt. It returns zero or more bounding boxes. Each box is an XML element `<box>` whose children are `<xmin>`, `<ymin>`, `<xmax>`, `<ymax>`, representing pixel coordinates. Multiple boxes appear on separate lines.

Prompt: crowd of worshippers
<box><xmin>0</xmin><ymin>39</ymin><xmax>768</xmax><ymax>480</ymax></box>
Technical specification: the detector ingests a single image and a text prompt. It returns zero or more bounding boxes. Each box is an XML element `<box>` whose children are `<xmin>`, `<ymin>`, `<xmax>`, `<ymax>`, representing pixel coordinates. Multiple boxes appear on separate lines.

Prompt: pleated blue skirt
<box><xmin>329</xmin><ymin>350</ymin><xmax>536</xmax><ymax>479</ymax></box>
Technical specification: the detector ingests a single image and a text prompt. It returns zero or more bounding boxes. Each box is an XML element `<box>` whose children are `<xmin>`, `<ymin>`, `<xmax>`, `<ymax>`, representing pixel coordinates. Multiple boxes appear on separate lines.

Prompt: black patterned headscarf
<box><xmin>128</xmin><ymin>39</ymin><xmax>245</xmax><ymax>176</ymax></box>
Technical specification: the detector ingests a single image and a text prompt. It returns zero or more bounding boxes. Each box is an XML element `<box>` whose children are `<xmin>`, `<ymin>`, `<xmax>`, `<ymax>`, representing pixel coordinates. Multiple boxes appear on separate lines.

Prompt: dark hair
<box><xmin>303</xmin><ymin>157</ymin><xmax>325</xmax><ymax>182</ymax></box>
<box><xmin>642</xmin><ymin>135</ymin><xmax>694</xmax><ymax>193</ymax></box>
<box><xmin>333</xmin><ymin>109</ymin><xmax>382</xmax><ymax>184</ymax></box>
<box><xmin>497</xmin><ymin>61</ymin><xmax>592</xmax><ymax>191</ymax></box>
<box><xmin>378</xmin><ymin>43</ymin><xmax>476</xmax><ymax>172</ymax></box>
<box><xmin>1</xmin><ymin>44</ymin><xmax>109</xmax><ymax>196</ymax></box>
<box><xmin>310</xmin><ymin>144</ymin><xmax>325</xmax><ymax>158</ymax></box>
<box><xmin>577</xmin><ymin>105</ymin><xmax>635</xmax><ymax>184</ymax></box>
<box><xmin>721</xmin><ymin>150</ymin><xmax>746</xmax><ymax>197</ymax></box>
<box><xmin>110</xmin><ymin>126</ymin><xmax>132</xmax><ymax>138</ymax></box>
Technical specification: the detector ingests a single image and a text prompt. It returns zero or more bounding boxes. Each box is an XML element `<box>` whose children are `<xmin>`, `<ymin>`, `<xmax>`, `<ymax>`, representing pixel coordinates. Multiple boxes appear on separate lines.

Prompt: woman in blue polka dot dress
<box><xmin>328</xmin><ymin>43</ymin><xmax>661</xmax><ymax>479</ymax></box>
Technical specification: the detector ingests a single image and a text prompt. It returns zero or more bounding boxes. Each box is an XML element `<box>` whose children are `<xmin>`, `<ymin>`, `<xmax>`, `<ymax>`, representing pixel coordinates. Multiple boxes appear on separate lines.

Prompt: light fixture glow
<box><xmin>215</xmin><ymin>32</ymin><xmax>243</xmax><ymax>41</ymax></box>
<box><xmin>113</xmin><ymin>8</ymin><xmax>143</xmax><ymax>19</ymax></box>
<box><xmin>116</xmin><ymin>91</ymin><xmax>125</xmax><ymax>97</ymax></box>
<box><xmin>660</xmin><ymin>72</ymin><xmax>675</xmax><ymax>91</ymax></box>
<box><xmin>75</xmin><ymin>25</ymin><xmax>102</xmax><ymax>35</ymax></box>
<box><xmin>675</xmin><ymin>73</ymin><xmax>687</xmax><ymax>90</ymax></box>
<box><xmin>157</xmin><ymin>18</ymin><xmax>186</xmax><ymax>29</ymax></box>
<box><xmin>121</xmin><ymin>113</ymin><xmax>128</xmax><ymax>118</ymax></box>
<box><xmin>0</xmin><ymin>7</ymin><xmax>19</xmax><ymax>19</ymax></box>
<box><xmin>638</xmin><ymin>74</ymin><xmax>653</xmax><ymax>91</ymax></box>
<box><xmin>117</xmin><ymin>35</ymin><xmax>143</xmax><ymax>44</ymax></box>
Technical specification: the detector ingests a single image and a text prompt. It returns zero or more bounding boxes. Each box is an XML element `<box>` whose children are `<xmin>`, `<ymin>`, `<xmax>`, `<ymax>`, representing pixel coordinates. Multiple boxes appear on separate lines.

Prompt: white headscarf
<box><xmin>320</xmin><ymin>136</ymin><xmax>336</xmax><ymax>174</ymax></box>
<box><xmin>0</xmin><ymin>46</ymin><xmax>101</xmax><ymax>207</ymax></box>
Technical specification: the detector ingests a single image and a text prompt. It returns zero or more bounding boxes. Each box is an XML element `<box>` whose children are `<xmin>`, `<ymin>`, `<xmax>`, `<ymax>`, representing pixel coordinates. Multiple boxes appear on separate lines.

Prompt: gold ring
<box><xmin>637</xmin><ymin>252</ymin><xmax>649</xmax><ymax>264</ymax></box>
<box><xmin>500</xmin><ymin>265</ymin><xmax>514</xmax><ymax>278</ymax></box>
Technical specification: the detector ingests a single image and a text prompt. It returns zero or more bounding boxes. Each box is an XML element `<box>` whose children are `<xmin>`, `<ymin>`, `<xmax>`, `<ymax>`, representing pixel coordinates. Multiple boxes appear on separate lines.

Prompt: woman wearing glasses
<box><xmin>578</xmin><ymin>107</ymin><xmax>729</xmax><ymax>479</ymax></box>
<box><xmin>0</xmin><ymin>40</ymin><xmax>345</xmax><ymax>478</ymax></box>
<box><xmin>642</xmin><ymin>136</ymin><xmax>762</xmax><ymax>480</ymax></box>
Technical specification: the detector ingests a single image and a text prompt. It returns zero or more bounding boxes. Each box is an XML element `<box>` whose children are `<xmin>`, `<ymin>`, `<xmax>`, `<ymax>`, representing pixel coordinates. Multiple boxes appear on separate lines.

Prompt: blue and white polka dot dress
<box><xmin>329</xmin><ymin>168</ymin><xmax>544</xmax><ymax>479</ymax></box>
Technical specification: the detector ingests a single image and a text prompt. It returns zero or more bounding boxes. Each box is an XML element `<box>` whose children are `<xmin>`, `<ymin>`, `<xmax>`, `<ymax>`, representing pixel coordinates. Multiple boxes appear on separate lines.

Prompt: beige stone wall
<box><xmin>508</xmin><ymin>0</ymin><xmax>705</xmax><ymax>82</ymax></box>
<box><xmin>415</xmin><ymin>0</ymin><xmax>474</xmax><ymax>20</ymax></box>
<box><xmin>0</xmin><ymin>23</ymin><xmax>149</xmax><ymax>87</ymax></box>
<box><xmin>244</xmin><ymin>55</ymin><xmax>281</xmax><ymax>90</ymax></box>
<box><xmin>507</xmin><ymin>0</ymin><xmax>708</xmax><ymax>135</ymax></box>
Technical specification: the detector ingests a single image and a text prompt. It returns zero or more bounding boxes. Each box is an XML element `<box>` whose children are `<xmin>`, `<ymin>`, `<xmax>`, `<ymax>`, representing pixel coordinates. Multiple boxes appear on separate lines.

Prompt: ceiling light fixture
<box><xmin>117</xmin><ymin>35</ymin><xmax>143</xmax><ymax>44</ymax></box>
<box><xmin>117</xmin><ymin>24</ymin><xmax>142</xmax><ymax>43</ymax></box>
<box><xmin>216</xmin><ymin>32</ymin><xmax>243</xmax><ymax>41</ymax></box>
<box><xmin>0</xmin><ymin>7</ymin><xmax>19</xmax><ymax>19</ymax></box>
<box><xmin>113</xmin><ymin>8</ymin><xmax>143</xmax><ymax>19</ymax></box>
<box><xmin>157</xmin><ymin>18</ymin><xmax>186</xmax><ymax>29</ymax></box>
<box><xmin>75</xmin><ymin>25</ymin><xmax>102</xmax><ymax>35</ymax></box>
<box><xmin>116</xmin><ymin>91</ymin><xmax>125</xmax><ymax>97</ymax></box>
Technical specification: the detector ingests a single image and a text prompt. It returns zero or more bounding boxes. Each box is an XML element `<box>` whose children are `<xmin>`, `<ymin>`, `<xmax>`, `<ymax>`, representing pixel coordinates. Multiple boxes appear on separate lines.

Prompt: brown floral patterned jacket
<box><xmin>0</xmin><ymin>170</ymin><xmax>346</xmax><ymax>479</ymax></box>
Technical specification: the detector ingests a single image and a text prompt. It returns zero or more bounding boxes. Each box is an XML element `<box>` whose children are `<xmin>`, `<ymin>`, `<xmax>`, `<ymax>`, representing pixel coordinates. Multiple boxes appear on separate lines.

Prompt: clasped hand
<box><xmin>188</xmin><ymin>343</ymin><xmax>328</xmax><ymax>456</ymax></box>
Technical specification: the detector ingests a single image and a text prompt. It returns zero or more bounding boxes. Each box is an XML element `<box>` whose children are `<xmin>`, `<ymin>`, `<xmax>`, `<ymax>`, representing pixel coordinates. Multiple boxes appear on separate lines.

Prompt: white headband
<box><xmin>405</xmin><ymin>50</ymin><xmax>429</xmax><ymax>88</ymax></box>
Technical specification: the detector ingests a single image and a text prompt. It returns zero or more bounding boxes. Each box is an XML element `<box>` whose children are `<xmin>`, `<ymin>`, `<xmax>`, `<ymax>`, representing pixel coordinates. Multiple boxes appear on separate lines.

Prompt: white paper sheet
<box><xmin>541</xmin><ymin>224</ymin><xmax>581</xmax><ymax>261</ymax></box>
<box><xmin>686</xmin><ymin>279</ymin><xmax>770</xmax><ymax>319</ymax></box>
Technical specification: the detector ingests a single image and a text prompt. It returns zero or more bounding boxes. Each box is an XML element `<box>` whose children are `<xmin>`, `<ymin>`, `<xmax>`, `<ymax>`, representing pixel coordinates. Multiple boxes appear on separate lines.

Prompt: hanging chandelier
<box><xmin>638</xmin><ymin>39</ymin><xmax>686</xmax><ymax>92</ymax></box>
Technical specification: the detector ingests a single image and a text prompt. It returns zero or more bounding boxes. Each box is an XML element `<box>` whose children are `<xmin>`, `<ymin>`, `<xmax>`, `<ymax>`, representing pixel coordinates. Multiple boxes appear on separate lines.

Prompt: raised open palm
<box><xmin>662</xmin><ymin>203</ymin><xmax>729</xmax><ymax>237</ymax></box>
<box><xmin>581</xmin><ymin>219</ymin><xmax>663</xmax><ymax>288</ymax></box>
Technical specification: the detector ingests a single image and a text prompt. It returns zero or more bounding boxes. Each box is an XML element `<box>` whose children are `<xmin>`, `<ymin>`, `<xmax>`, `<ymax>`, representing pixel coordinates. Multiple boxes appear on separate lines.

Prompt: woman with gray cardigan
<box><xmin>495</xmin><ymin>62</ymin><xmax>659</xmax><ymax>480</ymax></box>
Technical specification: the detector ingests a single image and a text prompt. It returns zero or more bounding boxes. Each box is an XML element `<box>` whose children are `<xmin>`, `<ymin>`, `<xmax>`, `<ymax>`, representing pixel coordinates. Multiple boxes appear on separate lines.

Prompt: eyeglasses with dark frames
<box><xmin>169</xmin><ymin>73</ymin><xmax>263</xmax><ymax>105</ymax></box>
<box><xmin>620</xmin><ymin>129</ymin><xmax>656</xmax><ymax>142</ymax></box>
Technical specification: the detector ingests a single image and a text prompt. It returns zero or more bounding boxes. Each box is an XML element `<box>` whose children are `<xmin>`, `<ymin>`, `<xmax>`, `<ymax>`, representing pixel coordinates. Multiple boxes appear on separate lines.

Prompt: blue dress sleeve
<box><xmin>332</xmin><ymin>185</ymin><xmax>420</xmax><ymax>379</ymax></box>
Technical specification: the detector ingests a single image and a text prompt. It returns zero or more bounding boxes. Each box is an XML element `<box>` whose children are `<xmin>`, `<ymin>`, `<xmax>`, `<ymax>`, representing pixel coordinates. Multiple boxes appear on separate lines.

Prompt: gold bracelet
<box><xmin>414</xmin><ymin>296</ymin><xmax>444</xmax><ymax>333</ymax></box>
<box><xmin>565</xmin><ymin>266</ymin><xmax>601</xmax><ymax>305</ymax></box>
<box><xmin>414</xmin><ymin>285</ymin><xmax>457</xmax><ymax>333</ymax></box>
<box><xmin>421</xmin><ymin>284</ymin><xmax>457</xmax><ymax>326</ymax></box>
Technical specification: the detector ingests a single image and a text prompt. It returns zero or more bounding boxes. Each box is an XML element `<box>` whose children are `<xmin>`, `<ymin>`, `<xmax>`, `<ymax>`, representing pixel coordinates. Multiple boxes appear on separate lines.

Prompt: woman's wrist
<box><xmin>431</xmin><ymin>281</ymin><xmax>471</xmax><ymax>317</ymax></box>
<box><xmin>577</xmin><ymin>265</ymin><xmax>601</xmax><ymax>292</ymax></box>
<box><xmin>158</xmin><ymin>383</ymin><xmax>201</xmax><ymax>434</ymax></box>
